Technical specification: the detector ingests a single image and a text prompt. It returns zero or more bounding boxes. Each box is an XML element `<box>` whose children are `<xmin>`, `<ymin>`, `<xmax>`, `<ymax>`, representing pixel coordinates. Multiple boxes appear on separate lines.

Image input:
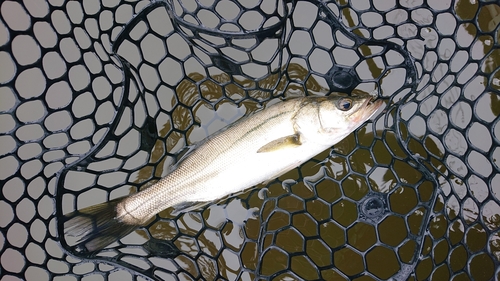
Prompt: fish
<box><xmin>64</xmin><ymin>91</ymin><xmax>384</xmax><ymax>253</ymax></box>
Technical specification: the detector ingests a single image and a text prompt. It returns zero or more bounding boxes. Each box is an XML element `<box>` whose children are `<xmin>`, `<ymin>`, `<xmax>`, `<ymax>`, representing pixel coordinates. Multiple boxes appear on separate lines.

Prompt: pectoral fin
<box><xmin>257</xmin><ymin>134</ymin><xmax>302</xmax><ymax>153</ymax></box>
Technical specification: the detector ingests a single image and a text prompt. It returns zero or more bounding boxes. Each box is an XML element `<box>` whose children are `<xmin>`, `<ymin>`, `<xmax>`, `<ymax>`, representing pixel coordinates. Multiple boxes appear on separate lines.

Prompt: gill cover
<box><xmin>317</xmin><ymin>95</ymin><xmax>367</xmax><ymax>134</ymax></box>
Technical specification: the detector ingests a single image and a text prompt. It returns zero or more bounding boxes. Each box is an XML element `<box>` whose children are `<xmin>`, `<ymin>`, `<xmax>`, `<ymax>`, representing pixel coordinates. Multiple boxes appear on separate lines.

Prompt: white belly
<box><xmin>187</xmin><ymin>140</ymin><xmax>330</xmax><ymax>201</ymax></box>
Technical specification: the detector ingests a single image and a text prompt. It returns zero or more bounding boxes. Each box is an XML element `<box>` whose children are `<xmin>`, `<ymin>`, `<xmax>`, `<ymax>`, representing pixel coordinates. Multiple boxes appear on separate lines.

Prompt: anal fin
<box><xmin>170</xmin><ymin>201</ymin><xmax>210</xmax><ymax>216</ymax></box>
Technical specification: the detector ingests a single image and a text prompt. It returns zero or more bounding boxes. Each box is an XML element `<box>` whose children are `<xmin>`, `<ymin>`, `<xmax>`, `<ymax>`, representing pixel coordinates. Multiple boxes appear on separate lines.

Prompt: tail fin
<box><xmin>64</xmin><ymin>198</ymin><xmax>138</xmax><ymax>253</ymax></box>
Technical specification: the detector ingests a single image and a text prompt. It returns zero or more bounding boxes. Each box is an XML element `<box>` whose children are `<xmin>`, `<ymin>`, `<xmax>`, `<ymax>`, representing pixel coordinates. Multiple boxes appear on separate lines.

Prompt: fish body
<box><xmin>65</xmin><ymin>91</ymin><xmax>383</xmax><ymax>252</ymax></box>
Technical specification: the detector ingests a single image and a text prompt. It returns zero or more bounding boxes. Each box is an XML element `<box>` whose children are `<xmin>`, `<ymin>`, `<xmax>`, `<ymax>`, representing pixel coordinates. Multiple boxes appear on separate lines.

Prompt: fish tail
<box><xmin>64</xmin><ymin>197</ymin><xmax>138</xmax><ymax>253</ymax></box>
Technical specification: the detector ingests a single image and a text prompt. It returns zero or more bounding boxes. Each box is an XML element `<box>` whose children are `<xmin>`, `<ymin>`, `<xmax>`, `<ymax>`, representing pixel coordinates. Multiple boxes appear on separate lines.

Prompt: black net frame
<box><xmin>0</xmin><ymin>0</ymin><xmax>499</xmax><ymax>280</ymax></box>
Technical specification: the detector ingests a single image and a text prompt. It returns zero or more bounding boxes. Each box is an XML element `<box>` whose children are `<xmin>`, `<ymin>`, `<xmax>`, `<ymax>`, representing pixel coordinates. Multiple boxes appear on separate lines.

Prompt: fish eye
<box><xmin>336</xmin><ymin>98</ymin><xmax>353</xmax><ymax>111</ymax></box>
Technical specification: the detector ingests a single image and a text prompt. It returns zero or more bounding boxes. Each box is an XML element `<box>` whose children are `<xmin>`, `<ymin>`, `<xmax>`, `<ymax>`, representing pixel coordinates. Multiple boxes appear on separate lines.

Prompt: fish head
<box><xmin>294</xmin><ymin>91</ymin><xmax>384</xmax><ymax>145</ymax></box>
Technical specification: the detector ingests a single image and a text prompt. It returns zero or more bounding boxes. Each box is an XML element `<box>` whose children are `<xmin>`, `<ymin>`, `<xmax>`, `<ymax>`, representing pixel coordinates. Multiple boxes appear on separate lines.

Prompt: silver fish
<box><xmin>64</xmin><ymin>91</ymin><xmax>384</xmax><ymax>252</ymax></box>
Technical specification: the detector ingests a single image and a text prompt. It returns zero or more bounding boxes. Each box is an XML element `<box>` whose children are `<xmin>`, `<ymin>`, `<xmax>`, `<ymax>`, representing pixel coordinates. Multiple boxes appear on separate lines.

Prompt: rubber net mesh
<box><xmin>1</xmin><ymin>0</ymin><xmax>499</xmax><ymax>280</ymax></box>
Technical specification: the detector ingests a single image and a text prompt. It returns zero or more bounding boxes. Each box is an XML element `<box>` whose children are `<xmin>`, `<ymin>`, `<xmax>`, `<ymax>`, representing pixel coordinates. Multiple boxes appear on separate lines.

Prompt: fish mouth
<box><xmin>352</xmin><ymin>97</ymin><xmax>384</xmax><ymax>123</ymax></box>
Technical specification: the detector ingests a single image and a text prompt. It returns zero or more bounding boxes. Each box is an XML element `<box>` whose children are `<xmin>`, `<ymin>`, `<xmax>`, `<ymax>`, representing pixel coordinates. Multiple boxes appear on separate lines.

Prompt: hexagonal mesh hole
<box><xmin>1</xmin><ymin>0</ymin><xmax>499</xmax><ymax>280</ymax></box>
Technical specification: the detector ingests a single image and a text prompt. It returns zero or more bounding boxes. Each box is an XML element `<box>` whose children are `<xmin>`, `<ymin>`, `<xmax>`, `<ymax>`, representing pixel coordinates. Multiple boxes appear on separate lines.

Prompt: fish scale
<box><xmin>125</xmin><ymin>101</ymin><xmax>300</xmax><ymax>217</ymax></box>
<box><xmin>65</xmin><ymin>91</ymin><xmax>383</xmax><ymax>253</ymax></box>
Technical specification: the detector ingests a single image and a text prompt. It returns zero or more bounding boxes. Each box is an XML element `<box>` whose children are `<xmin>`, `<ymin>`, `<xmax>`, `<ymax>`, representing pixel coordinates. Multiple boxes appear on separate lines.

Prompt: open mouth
<box><xmin>367</xmin><ymin>98</ymin><xmax>384</xmax><ymax>112</ymax></box>
<box><xmin>353</xmin><ymin>97</ymin><xmax>385</xmax><ymax>123</ymax></box>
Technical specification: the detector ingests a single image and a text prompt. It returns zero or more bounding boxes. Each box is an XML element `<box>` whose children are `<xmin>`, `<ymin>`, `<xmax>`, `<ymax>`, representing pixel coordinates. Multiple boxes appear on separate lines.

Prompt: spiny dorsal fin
<box><xmin>257</xmin><ymin>134</ymin><xmax>301</xmax><ymax>153</ymax></box>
